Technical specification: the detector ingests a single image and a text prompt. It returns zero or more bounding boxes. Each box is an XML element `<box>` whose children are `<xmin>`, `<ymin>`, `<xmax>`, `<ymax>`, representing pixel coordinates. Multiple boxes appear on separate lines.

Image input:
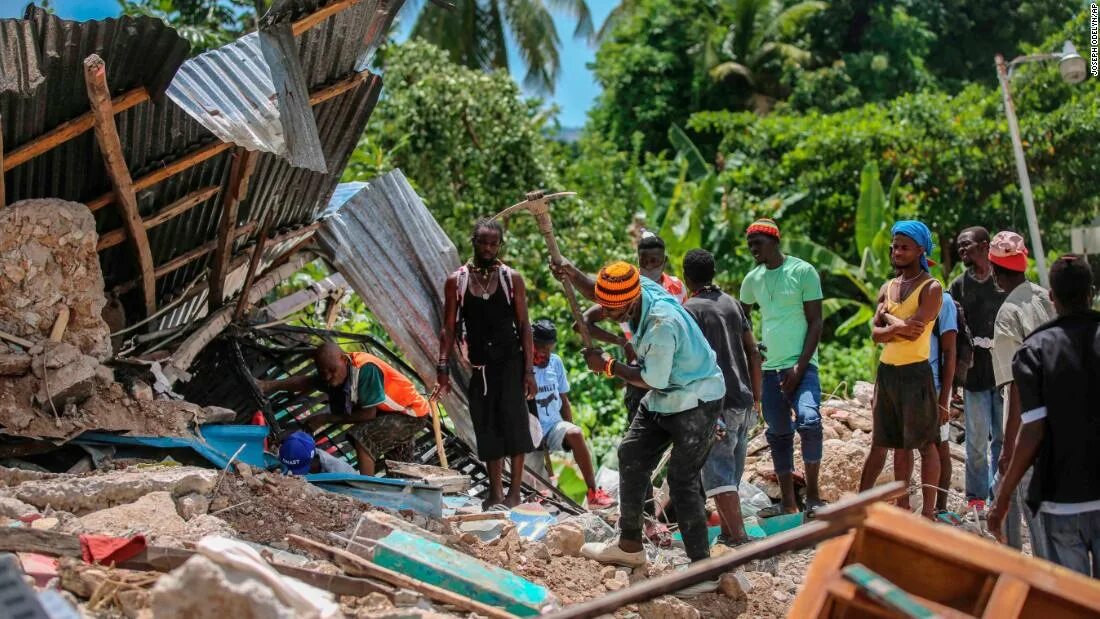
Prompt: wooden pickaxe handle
<box><xmin>537</xmin><ymin>217</ymin><xmax>593</xmax><ymax>349</ymax></box>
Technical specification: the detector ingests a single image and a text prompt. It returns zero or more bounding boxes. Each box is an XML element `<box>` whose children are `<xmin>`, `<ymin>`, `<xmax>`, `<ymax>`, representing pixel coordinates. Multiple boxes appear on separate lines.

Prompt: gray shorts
<box><xmin>701</xmin><ymin>407</ymin><xmax>752</xmax><ymax>497</ymax></box>
<box><xmin>542</xmin><ymin>420</ymin><xmax>580</xmax><ymax>452</ymax></box>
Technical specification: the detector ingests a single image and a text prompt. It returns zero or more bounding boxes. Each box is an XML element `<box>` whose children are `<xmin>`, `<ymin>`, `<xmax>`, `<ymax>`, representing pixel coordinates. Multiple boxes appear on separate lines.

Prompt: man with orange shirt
<box><xmin>258</xmin><ymin>342</ymin><xmax>429</xmax><ymax>475</ymax></box>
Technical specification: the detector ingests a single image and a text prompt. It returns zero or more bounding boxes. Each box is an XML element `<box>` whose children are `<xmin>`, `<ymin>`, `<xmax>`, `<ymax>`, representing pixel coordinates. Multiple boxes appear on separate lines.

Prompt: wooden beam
<box><xmin>97</xmin><ymin>186</ymin><xmax>221</xmax><ymax>251</ymax></box>
<box><xmin>84</xmin><ymin>54</ymin><xmax>157</xmax><ymax>317</ymax></box>
<box><xmin>310</xmin><ymin>70</ymin><xmax>370</xmax><ymax>106</ymax></box>
<box><xmin>208</xmin><ymin>148</ymin><xmax>258</xmax><ymax>311</ymax></box>
<box><xmin>291</xmin><ymin>0</ymin><xmax>362</xmax><ymax>35</ymax></box>
<box><xmin>234</xmin><ymin>211</ymin><xmax>275</xmax><ymax>321</ymax></box>
<box><xmin>980</xmin><ymin>576</ymin><xmax>1030</xmax><ymax>618</ymax></box>
<box><xmin>112</xmin><ymin>222</ymin><xmax>257</xmax><ymax>295</ymax></box>
<box><xmin>86</xmin><ymin>141</ymin><xmax>233</xmax><ymax>212</ymax></box>
<box><xmin>2</xmin><ymin>87</ymin><xmax>148</xmax><ymax>173</ymax></box>
<box><xmin>84</xmin><ymin>71</ymin><xmax>373</xmax><ymax>212</ymax></box>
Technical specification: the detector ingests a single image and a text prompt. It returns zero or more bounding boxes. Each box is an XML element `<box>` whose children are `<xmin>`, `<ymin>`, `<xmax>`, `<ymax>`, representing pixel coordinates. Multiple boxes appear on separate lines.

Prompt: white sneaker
<box><xmin>580</xmin><ymin>541</ymin><xmax>646</xmax><ymax>568</ymax></box>
<box><xmin>675</xmin><ymin>577</ymin><xmax>719</xmax><ymax>598</ymax></box>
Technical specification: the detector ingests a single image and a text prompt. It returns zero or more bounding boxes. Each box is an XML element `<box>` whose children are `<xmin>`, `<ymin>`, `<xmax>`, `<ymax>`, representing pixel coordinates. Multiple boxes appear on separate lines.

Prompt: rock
<box><xmin>131</xmin><ymin>380</ymin><xmax>154</xmax><ymax>401</ymax></box>
<box><xmin>34</xmin><ymin>353</ymin><xmax>99</xmax><ymax>408</ymax></box>
<box><xmin>773</xmin><ymin>590</ymin><xmax>790</xmax><ymax>603</ymax></box>
<box><xmin>6</xmin><ymin>465</ymin><xmax>217</xmax><ymax>515</ymax></box>
<box><xmin>527</xmin><ymin>542</ymin><xmax>551</xmax><ymax>562</ymax></box>
<box><xmin>544</xmin><ymin>521</ymin><xmax>585</xmax><ymax>557</ymax></box>
<box><xmin>719</xmin><ymin>571</ymin><xmax>753</xmax><ymax>600</ymax></box>
<box><xmin>852</xmin><ymin>381</ymin><xmax>874</xmax><ymax>407</ymax></box>
<box><xmin>30</xmin><ymin>516</ymin><xmax>59</xmax><ymax>530</ymax></box>
<box><xmin>844</xmin><ymin>409</ymin><xmax>873</xmax><ymax>433</ymax></box>
<box><xmin>0</xmin><ymin>496</ymin><xmax>38</xmax><ymax>519</ymax></box>
<box><xmin>393</xmin><ymin>589</ymin><xmax>420</xmax><ymax>607</ymax></box>
<box><xmin>0</xmin><ymin>353</ymin><xmax>31</xmax><ymax>376</ymax></box>
<box><xmin>636</xmin><ymin>596</ymin><xmax>701</xmax><ymax>619</ymax></box>
<box><xmin>40</xmin><ymin>342</ymin><xmax>82</xmax><ymax>370</ymax></box>
<box><xmin>151</xmin><ymin>555</ymin><xmax>296</xmax><ymax>619</ymax></box>
<box><xmin>202</xmin><ymin>406</ymin><xmax>237</xmax><ymax>424</ymax></box>
<box><xmin>80</xmin><ymin>492</ymin><xmax>188</xmax><ymax>539</ymax></box>
<box><xmin>176</xmin><ymin>493</ymin><xmax>210</xmax><ymax>521</ymax></box>
<box><xmin>745</xmin><ymin>556</ymin><xmax>780</xmax><ymax>576</ymax></box>
<box><xmin>599</xmin><ymin>566</ymin><xmax>616</xmax><ymax>580</ymax></box>
<box><xmin>817</xmin><ymin>438</ymin><xmax>870</xmax><ymax>502</ymax></box>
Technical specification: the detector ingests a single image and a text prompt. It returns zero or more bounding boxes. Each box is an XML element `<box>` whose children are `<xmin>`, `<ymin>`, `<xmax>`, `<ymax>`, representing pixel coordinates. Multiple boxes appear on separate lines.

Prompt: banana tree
<box><xmin>782</xmin><ymin>161</ymin><xmax>899</xmax><ymax>335</ymax></box>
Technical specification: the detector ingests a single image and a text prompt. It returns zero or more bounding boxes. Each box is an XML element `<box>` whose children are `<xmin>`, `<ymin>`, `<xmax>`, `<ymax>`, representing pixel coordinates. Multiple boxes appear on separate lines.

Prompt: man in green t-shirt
<box><xmin>740</xmin><ymin>218</ymin><xmax>825</xmax><ymax>517</ymax></box>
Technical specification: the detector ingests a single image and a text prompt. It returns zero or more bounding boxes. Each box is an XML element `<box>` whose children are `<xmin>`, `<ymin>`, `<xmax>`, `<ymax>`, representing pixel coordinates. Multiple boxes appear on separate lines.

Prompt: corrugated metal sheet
<box><xmin>0</xmin><ymin>18</ymin><xmax>42</xmax><ymax>97</ymax></box>
<box><xmin>1</xmin><ymin>0</ymin><xmax>398</xmax><ymax>325</ymax></box>
<box><xmin>316</xmin><ymin>172</ymin><xmax>478</xmax><ymax>447</ymax></box>
<box><xmin>167</xmin><ymin>24</ymin><xmax>326</xmax><ymax>172</ymax></box>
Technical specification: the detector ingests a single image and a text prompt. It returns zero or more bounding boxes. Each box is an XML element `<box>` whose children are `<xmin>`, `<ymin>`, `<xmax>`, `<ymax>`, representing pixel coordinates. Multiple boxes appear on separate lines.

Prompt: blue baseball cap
<box><xmin>279</xmin><ymin>431</ymin><xmax>315</xmax><ymax>475</ymax></box>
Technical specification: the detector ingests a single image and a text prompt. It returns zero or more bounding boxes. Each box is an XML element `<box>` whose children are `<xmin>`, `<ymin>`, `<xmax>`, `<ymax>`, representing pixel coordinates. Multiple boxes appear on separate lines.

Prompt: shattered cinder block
<box><xmin>5</xmin><ymin>465</ymin><xmax>216</xmax><ymax>515</ymax></box>
<box><xmin>33</xmin><ymin>354</ymin><xmax>99</xmax><ymax>408</ymax></box>
<box><xmin>151</xmin><ymin>555</ymin><xmax>297</xmax><ymax>619</ymax></box>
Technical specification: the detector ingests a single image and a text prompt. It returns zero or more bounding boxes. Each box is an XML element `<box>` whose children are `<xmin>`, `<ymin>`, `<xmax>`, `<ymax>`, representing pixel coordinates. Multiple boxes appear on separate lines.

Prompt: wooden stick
<box><xmin>291</xmin><ymin>0</ymin><xmax>362</xmax><ymax>35</ymax></box>
<box><xmin>208</xmin><ymin>148</ymin><xmax>258</xmax><ymax>312</ymax></box>
<box><xmin>49</xmin><ymin>307</ymin><xmax>70</xmax><ymax>342</ymax></box>
<box><xmin>112</xmin><ymin>222</ymin><xmax>257</xmax><ymax>295</ymax></box>
<box><xmin>84</xmin><ymin>54</ymin><xmax>157</xmax><ymax>317</ymax></box>
<box><xmin>287</xmin><ymin>534</ymin><xmax>516</xmax><ymax>619</ymax></box>
<box><xmin>97</xmin><ymin>186</ymin><xmax>221</xmax><ymax>251</ymax></box>
<box><xmin>0</xmin><ymin>329</ymin><xmax>34</xmax><ymax>349</ymax></box>
<box><xmin>86</xmin><ymin>141</ymin><xmax>234</xmax><ymax>212</ymax></box>
<box><xmin>430</xmin><ymin>400</ymin><xmax>449</xmax><ymax>468</ymax></box>
<box><xmin>3</xmin><ymin>87</ymin><xmax>148</xmax><ymax>174</ymax></box>
<box><xmin>445</xmin><ymin>512</ymin><xmax>508</xmax><ymax>523</ymax></box>
<box><xmin>234</xmin><ymin>211</ymin><xmax>275</xmax><ymax>321</ymax></box>
<box><xmin>309</xmin><ymin>70</ymin><xmax>370</xmax><ymax>106</ymax></box>
<box><xmin>543</xmin><ymin>482</ymin><xmax>907</xmax><ymax>619</ymax></box>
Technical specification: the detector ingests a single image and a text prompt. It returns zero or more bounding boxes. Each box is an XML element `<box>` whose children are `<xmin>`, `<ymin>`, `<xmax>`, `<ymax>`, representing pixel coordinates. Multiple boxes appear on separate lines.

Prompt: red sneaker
<box><xmin>586</xmin><ymin>487</ymin><xmax>616</xmax><ymax>508</ymax></box>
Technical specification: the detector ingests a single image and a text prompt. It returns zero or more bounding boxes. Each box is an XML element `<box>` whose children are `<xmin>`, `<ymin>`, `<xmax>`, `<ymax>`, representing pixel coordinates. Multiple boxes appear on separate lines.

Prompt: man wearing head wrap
<box><xmin>552</xmin><ymin>259</ymin><xmax>725</xmax><ymax>597</ymax></box>
<box><xmin>741</xmin><ymin>218</ymin><xmax>826</xmax><ymax>517</ymax></box>
<box><xmin>988</xmin><ymin>230</ymin><xmax>1054</xmax><ymax>556</ymax></box>
<box><xmin>858</xmin><ymin>220</ymin><xmax>943</xmax><ymax>520</ymax></box>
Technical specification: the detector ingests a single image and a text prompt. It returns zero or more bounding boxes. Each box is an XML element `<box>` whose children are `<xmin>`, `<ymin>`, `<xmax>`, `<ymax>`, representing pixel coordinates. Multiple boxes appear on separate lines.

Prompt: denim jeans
<box><xmin>618</xmin><ymin>399</ymin><xmax>720</xmax><ymax>562</ymax></box>
<box><xmin>1040</xmin><ymin>509</ymin><xmax>1100</xmax><ymax>578</ymax></box>
<box><xmin>963</xmin><ymin>388</ymin><xmax>1003</xmax><ymax>501</ymax></box>
<box><xmin>701</xmin><ymin>407</ymin><xmax>751</xmax><ymax>497</ymax></box>
<box><xmin>761</xmin><ymin>365</ymin><xmax>823</xmax><ymax>474</ymax></box>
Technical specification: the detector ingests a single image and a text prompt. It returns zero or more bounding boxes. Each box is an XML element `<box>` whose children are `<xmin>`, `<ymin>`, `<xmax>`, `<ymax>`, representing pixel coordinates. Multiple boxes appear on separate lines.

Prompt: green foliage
<box><xmin>817</xmin><ymin>339</ymin><xmax>876</xmax><ymax>398</ymax></box>
<box><xmin>407</xmin><ymin>0</ymin><xmax>593</xmax><ymax>93</ymax></box>
<box><xmin>118</xmin><ymin>0</ymin><xmax>265</xmax><ymax>53</ymax></box>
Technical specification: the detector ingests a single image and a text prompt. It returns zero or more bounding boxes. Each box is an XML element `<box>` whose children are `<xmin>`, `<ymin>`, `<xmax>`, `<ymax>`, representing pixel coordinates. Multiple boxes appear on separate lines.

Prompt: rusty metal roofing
<box><xmin>316</xmin><ymin>172</ymin><xmax>478</xmax><ymax>448</ymax></box>
<box><xmin>0</xmin><ymin>0</ymin><xmax>399</xmax><ymax>327</ymax></box>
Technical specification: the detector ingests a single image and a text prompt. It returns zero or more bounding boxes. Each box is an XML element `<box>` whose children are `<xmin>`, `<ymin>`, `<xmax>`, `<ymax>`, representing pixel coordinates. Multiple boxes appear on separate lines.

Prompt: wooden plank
<box><xmin>788</xmin><ymin>532</ymin><xmax>855</xmax><ymax>619</ymax></box>
<box><xmin>112</xmin><ymin>222</ymin><xmax>256</xmax><ymax>295</ymax></box>
<box><xmin>86</xmin><ymin>141</ymin><xmax>234</xmax><ymax>212</ymax></box>
<box><xmin>310</xmin><ymin>70</ymin><xmax>370</xmax><ymax>106</ymax></box>
<box><xmin>826</xmin><ymin>579</ymin><xmax>975</xmax><ymax>619</ymax></box>
<box><xmin>979</xmin><ymin>576</ymin><xmax>1029</xmax><ymax>618</ymax></box>
<box><xmin>84</xmin><ymin>54</ymin><xmax>157</xmax><ymax>317</ymax></box>
<box><xmin>2</xmin><ymin>87</ymin><xmax>148</xmax><ymax>173</ymax></box>
<box><xmin>49</xmin><ymin>307</ymin><xmax>70</xmax><ymax>342</ymax></box>
<box><xmin>0</xmin><ymin>329</ymin><xmax>34</xmax><ymax>349</ymax></box>
<box><xmin>291</xmin><ymin>0</ymin><xmax>362</xmax><ymax>35</ymax></box>
<box><xmin>234</xmin><ymin>211</ymin><xmax>275</xmax><ymax>321</ymax></box>
<box><xmin>287</xmin><ymin>533</ymin><xmax>516</xmax><ymax>619</ymax></box>
<box><xmin>97</xmin><ymin>186</ymin><xmax>222</xmax><ymax>251</ymax></box>
<box><xmin>208</xmin><ymin>147</ymin><xmax>258</xmax><ymax>312</ymax></box>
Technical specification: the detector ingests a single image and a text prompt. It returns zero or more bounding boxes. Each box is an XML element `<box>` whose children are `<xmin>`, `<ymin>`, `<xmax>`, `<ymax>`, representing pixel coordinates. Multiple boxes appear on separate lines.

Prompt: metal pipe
<box><xmin>995</xmin><ymin>53</ymin><xmax>1049</xmax><ymax>288</ymax></box>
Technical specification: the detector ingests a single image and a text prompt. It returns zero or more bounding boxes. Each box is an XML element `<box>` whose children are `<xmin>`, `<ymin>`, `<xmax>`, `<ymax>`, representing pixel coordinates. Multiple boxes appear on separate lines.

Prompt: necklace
<box><xmin>692</xmin><ymin>284</ymin><xmax>721</xmax><ymax>298</ymax></box>
<box><xmin>469</xmin><ymin>270</ymin><xmax>495</xmax><ymax>300</ymax></box>
<box><xmin>898</xmin><ymin>270</ymin><xmax>923</xmax><ymax>284</ymax></box>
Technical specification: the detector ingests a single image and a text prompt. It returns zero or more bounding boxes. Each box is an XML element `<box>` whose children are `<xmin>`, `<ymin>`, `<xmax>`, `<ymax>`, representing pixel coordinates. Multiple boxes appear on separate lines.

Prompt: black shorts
<box><xmin>468</xmin><ymin>355</ymin><xmax>535</xmax><ymax>460</ymax></box>
<box><xmin>872</xmin><ymin>361</ymin><xmax>938</xmax><ymax>449</ymax></box>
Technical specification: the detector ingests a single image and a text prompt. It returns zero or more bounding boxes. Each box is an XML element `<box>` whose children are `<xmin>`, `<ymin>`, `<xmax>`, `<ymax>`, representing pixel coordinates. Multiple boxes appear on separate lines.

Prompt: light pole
<box><xmin>994</xmin><ymin>41</ymin><xmax>1085</xmax><ymax>288</ymax></box>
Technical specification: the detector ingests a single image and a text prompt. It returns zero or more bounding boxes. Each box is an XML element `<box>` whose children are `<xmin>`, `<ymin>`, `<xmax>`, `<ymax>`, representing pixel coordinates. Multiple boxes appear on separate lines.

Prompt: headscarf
<box><xmin>595</xmin><ymin>261</ymin><xmax>642</xmax><ymax>309</ymax></box>
<box><xmin>891</xmin><ymin>220</ymin><xmax>934</xmax><ymax>273</ymax></box>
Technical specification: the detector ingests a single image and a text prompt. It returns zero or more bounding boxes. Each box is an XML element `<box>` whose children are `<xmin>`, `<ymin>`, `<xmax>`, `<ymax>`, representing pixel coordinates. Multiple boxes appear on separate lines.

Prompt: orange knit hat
<box><xmin>595</xmin><ymin>261</ymin><xmax>642</xmax><ymax>309</ymax></box>
<box><xmin>746</xmin><ymin>218</ymin><xmax>780</xmax><ymax>239</ymax></box>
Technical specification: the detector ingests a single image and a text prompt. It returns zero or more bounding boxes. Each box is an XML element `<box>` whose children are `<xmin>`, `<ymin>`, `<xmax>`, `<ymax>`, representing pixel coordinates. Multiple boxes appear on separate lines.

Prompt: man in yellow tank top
<box><xmin>858</xmin><ymin>220</ymin><xmax>943</xmax><ymax>519</ymax></box>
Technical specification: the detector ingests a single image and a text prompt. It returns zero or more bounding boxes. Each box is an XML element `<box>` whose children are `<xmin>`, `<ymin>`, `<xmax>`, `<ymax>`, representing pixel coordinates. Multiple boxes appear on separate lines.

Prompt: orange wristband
<box><xmin>604</xmin><ymin>357</ymin><xmax>615</xmax><ymax>378</ymax></box>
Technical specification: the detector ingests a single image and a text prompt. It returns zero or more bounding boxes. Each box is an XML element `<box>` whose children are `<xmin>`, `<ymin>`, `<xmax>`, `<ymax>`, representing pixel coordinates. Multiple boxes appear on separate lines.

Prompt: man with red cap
<box><xmin>552</xmin><ymin>259</ymin><xmax>725</xmax><ymax>597</ymax></box>
<box><xmin>988</xmin><ymin>231</ymin><xmax>1054</xmax><ymax>555</ymax></box>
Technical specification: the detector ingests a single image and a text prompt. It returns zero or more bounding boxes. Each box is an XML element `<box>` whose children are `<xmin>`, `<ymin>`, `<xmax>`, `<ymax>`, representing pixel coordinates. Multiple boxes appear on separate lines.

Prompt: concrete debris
<box><xmin>77</xmin><ymin>491</ymin><xmax>234</xmax><ymax>546</ymax></box>
<box><xmin>636</xmin><ymin>596</ymin><xmax>701</xmax><ymax>619</ymax></box>
<box><xmin>152</xmin><ymin>554</ymin><xmax>299</xmax><ymax>619</ymax></box>
<box><xmin>2</xmin><ymin>465</ymin><xmax>216</xmax><ymax>514</ymax></box>
<box><xmin>543</xmin><ymin>521</ymin><xmax>585</xmax><ymax>557</ymax></box>
<box><xmin>0</xmin><ymin>352</ymin><xmax>32</xmax><ymax>376</ymax></box>
<box><xmin>0</xmin><ymin>496</ymin><xmax>38</xmax><ymax>519</ymax></box>
<box><xmin>0</xmin><ymin>199</ymin><xmax>112</xmax><ymax>360</ymax></box>
<box><xmin>176</xmin><ymin>492</ymin><xmax>211</xmax><ymax>520</ymax></box>
<box><xmin>718</xmin><ymin>572</ymin><xmax>753</xmax><ymax>600</ymax></box>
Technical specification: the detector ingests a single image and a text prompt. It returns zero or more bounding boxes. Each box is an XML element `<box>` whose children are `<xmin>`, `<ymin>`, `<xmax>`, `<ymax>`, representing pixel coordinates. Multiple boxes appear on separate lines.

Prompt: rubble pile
<box><xmin>0</xmin><ymin>199</ymin><xmax>231</xmax><ymax>440</ymax></box>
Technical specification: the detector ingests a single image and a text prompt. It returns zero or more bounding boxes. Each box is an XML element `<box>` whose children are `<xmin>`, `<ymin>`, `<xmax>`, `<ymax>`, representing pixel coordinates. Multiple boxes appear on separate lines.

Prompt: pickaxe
<box><xmin>492</xmin><ymin>190</ymin><xmax>593</xmax><ymax>348</ymax></box>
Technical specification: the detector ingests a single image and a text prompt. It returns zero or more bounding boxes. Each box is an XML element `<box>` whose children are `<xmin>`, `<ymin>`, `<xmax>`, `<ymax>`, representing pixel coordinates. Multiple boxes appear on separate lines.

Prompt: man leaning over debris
<box><xmin>257</xmin><ymin>342</ymin><xmax>430</xmax><ymax>476</ymax></box>
<box><xmin>552</xmin><ymin>259</ymin><xmax>725</xmax><ymax>597</ymax></box>
<box><xmin>988</xmin><ymin>255</ymin><xmax>1100</xmax><ymax>577</ymax></box>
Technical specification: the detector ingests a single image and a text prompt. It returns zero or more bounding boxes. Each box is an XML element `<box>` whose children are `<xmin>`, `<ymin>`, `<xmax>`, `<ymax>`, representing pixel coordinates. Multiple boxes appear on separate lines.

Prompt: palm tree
<box><xmin>709</xmin><ymin>0</ymin><xmax>825</xmax><ymax>113</ymax></box>
<box><xmin>408</xmin><ymin>0</ymin><xmax>594</xmax><ymax>94</ymax></box>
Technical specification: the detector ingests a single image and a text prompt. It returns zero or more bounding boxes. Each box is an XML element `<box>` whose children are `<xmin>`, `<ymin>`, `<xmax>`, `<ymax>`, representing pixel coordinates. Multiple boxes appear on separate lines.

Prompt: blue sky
<box><xmin>0</xmin><ymin>0</ymin><xmax>613</xmax><ymax>127</ymax></box>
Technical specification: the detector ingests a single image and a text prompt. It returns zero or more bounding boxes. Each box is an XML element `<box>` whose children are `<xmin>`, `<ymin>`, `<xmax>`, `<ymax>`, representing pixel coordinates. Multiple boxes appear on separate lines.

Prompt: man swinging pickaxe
<box><xmin>492</xmin><ymin>190</ymin><xmax>593</xmax><ymax>348</ymax></box>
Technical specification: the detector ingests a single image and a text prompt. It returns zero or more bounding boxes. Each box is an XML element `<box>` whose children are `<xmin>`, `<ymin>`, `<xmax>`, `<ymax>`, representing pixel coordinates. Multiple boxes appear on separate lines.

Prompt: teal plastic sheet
<box><xmin>305</xmin><ymin>473</ymin><xmax>443</xmax><ymax>518</ymax></box>
<box><xmin>75</xmin><ymin>425</ymin><xmax>269</xmax><ymax>469</ymax></box>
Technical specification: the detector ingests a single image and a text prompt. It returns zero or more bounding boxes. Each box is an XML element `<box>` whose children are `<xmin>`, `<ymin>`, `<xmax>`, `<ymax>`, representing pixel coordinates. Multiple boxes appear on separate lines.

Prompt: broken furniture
<box><xmin>789</xmin><ymin>502</ymin><xmax>1100</xmax><ymax>618</ymax></box>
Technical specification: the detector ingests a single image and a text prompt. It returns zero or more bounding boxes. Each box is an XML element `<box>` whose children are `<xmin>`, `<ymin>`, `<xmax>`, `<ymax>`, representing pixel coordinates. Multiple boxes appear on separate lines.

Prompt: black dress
<box><xmin>461</xmin><ymin>283</ymin><xmax>535</xmax><ymax>460</ymax></box>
